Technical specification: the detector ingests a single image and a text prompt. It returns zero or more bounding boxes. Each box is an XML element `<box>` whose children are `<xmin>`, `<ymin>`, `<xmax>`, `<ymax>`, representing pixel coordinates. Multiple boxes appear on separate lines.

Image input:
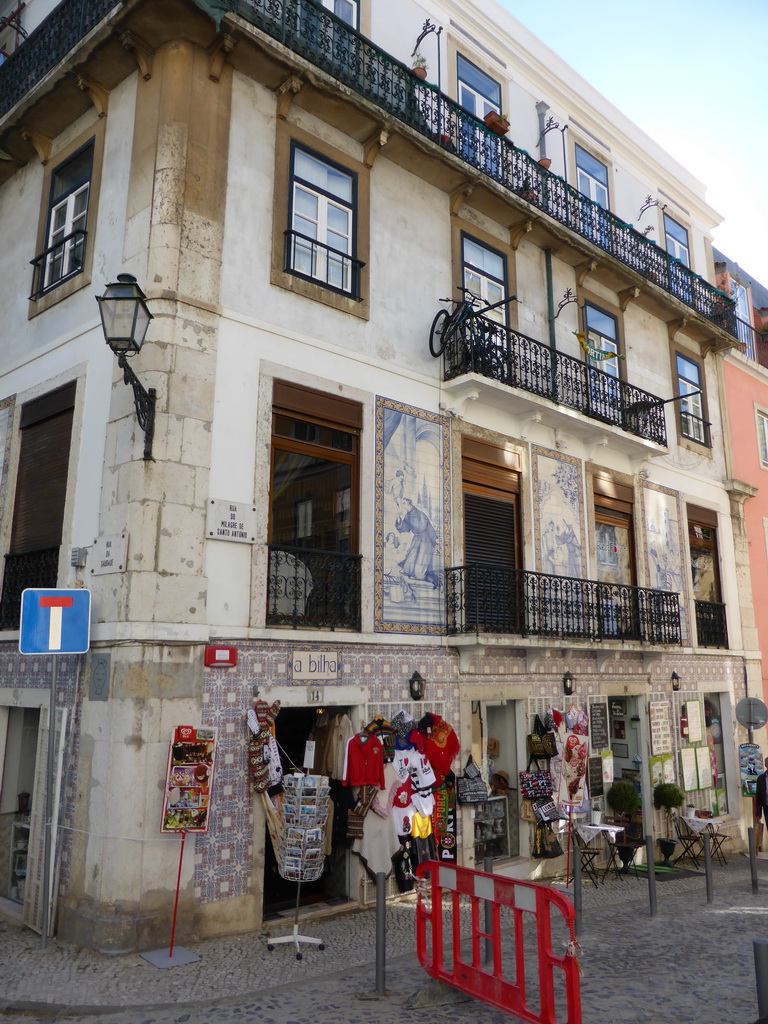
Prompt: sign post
<box><xmin>19</xmin><ymin>589</ymin><xmax>91</xmax><ymax>948</ymax></box>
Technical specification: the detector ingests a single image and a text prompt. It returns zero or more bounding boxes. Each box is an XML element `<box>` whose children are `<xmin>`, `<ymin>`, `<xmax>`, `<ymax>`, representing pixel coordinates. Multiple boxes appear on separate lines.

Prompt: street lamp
<box><xmin>97</xmin><ymin>273</ymin><xmax>156</xmax><ymax>461</ymax></box>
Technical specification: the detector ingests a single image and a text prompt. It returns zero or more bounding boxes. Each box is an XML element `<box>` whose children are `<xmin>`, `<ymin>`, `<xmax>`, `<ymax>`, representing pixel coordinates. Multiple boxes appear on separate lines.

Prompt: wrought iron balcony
<box><xmin>1</xmin><ymin>0</ymin><xmax>737</xmax><ymax>336</ymax></box>
<box><xmin>0</xmin><ymin>546</ymin><xmax>59</xmax><ymax>629</ymax></box>
<box><xmin>267</xmin><ymin>544</ymin><xmax>361</xmax><ymax>630</ymax></box>
<box><xmin>444</xmin><ymin>314</ymin><xmax>668</xmax><ymax>446</ymax></box>
<box><xmin>735</xmin><ymin>316</ymin><xmax>768</xmax><ymax>369</ymax></box>
<box><xmin>29</xmin><ymin>228</ymin><xmax>87</xmax><ymax>300</ymax></box>
<box><xmin>694</xmin><ymin>599</ymin><xmax>728</xmax><ymax>649</ymax></box>
<box><xmin>446</xmin><ymin>564</ymin><xmax>682</xmax><ymax>645</ymax></box>
<box><xmin>283</xmin><ymin>229</ymin><xmax>365</xmax><ymax>299</ymax></box>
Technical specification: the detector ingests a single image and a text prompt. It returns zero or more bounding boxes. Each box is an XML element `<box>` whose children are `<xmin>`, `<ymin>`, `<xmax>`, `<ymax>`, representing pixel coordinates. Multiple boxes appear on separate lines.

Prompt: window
<box><xmin>31</xmin><ymin>143</ymin><xmax>93</xmax><ymax>299</ymax></box>
<box><xmin>664</xmin><ymin>214</ymin><xmax>690</xmax><ymax>266</ymax></box>
<box><xmin>461</xmin><ymin>438</ymin><xmax>520</xmax><ymax>633</ymax></box>
<box><xmin>575</xmin><ymin>144</ymin><xmax>608</xmax><ymax>208</ymax></box>
<box><xmin>757</xmin><ymin>410</ymin><xmax>768</xmax><ymax>467</ymax></box>
<box><xmin>676</xmin><ymin>353</ymin><xmax>709</xmax><ymax>445</ymax></box>
<box><xmin>319</xmin><ymin>0</ymin><xmax>358</xmax><ymax>26</ymax></box>
<box><xmin>286</xmin><ymin>144</ymin><xmax>361</xmax><ymax>298</ymax></box>
<box><xmin>0</xmin><ymin>383</ymin><xmax>76</xmax><ymax>628</ymax></box>
<box><xmin>688</xmin><ymin>506</ymin><xmax>727</xmax><ymax>648</ymax></box>
<box><xmin>461</xmin><ymin>235</ymin><xmax>507</xmax><ymax>324</ymax></box>
<box><xmin>593</xmin><ymin>473</ymin><xmax>635</xmax><ymax>639</ymax></box>
<box><xmin>457</xmin><ymin>55</ymin><xmax>501</xmax><ymax>119</ymax></box>
<box><xmin>584</xmin><ymin>304</ymin><xmax>621</xmax><ymax>426</ymax></box>
<box><xmin>267</xmin><ymin>381</ymin><xmax>362</xmax><ymax>629</ymax></box>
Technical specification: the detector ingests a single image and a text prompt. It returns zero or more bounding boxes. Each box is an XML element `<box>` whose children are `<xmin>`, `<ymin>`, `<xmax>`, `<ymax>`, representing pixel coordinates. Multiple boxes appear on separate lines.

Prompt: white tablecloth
<box><xmin>576</xmin><ymin>823</ymin><xmax>625</xmax><ymax>845</ymax></box>
<box><xmin>682</xmin><ymin>816</ymin><xmax>725</xmax><ymax>834</ymax></box>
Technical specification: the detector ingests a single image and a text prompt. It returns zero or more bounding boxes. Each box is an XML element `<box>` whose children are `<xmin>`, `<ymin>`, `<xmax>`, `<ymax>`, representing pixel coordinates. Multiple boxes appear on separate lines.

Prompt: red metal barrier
<box><xmin>415</xmin><ymin>861</ymin><xmax>581</xmax><ymax>1024</ymax></box>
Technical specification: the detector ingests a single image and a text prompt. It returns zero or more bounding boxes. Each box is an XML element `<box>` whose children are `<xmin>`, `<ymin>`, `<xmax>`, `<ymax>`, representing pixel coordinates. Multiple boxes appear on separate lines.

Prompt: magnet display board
<box><xmin>161</xmin><ymin>726</ymin><xmax>217</xmax><ymax>832</ymax></box>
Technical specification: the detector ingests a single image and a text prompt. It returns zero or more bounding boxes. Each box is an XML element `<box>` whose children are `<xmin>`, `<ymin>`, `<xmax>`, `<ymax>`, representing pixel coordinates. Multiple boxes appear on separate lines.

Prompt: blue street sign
<box><xmin>19</xmin><ymin>589</ymin><xmax>91</xmax><ymax>655</ymax></box>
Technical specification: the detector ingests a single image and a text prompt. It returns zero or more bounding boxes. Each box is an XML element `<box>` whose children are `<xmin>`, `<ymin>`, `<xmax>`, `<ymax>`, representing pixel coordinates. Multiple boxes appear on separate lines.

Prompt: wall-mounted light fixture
<box><xmin>671</xmin><ymin>671</ymin><xmax>680</xmax><ymax>692</ymax></box>
<box><xmin>409</xmin><ymin>671</ymin><xmax>426</xmax><ymax>701</ymax></box>
<box><xmin>97</xmin><ymin>273</ymin><xmax>156</xmax><ymax>461</ymax></box>
<box><xmin>562</xmin><ymin>671</ymin><xmax>574</xmax><ymax>697</ymax></box>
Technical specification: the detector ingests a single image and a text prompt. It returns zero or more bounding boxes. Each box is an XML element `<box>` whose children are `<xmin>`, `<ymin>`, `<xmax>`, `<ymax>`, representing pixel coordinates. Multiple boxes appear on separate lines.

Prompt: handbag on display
<box><xmin>456</xmin><ymin>755</ymin><xmax>489</xmax><ymax>804</ymax></box>
<box><xmin>532</xmin><ymin>797</ymin><xmax>559</xmax><ymax>822</ymax></box>
<box><xmin>526</xmin><ymin>714</ymin><xmax>558</xmax><ymax>759</ymax></box>
<box><xmin>520</xmin><ymin>797</ymin><xmax>536</xmax><ymax>822</ymax></box>
<box><xmin>518</xmin><ymin>768</ymin><xmax>553</xmax><ymax>799</ymax></box>
<box><xmin>532</xmin><ymin>822</ymin><xmax>564</xmax><ymax>859</ymax></box>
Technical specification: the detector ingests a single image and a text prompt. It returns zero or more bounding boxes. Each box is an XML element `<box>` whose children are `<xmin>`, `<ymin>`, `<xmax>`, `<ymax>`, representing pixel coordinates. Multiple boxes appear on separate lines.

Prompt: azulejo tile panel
<box><xmin>639</xmin><ymin>481</ymin><xmax>689</xmax><ymax>641</ymax></box>
<box><xmin>374</xmin><ymin>397</ymin><xmax>450</xmax><ymax>634</ymax></box>
<box><xmin>531</xmin><ymin>445</ymin><xmax>586</xmax><ymax>577</ymax></box>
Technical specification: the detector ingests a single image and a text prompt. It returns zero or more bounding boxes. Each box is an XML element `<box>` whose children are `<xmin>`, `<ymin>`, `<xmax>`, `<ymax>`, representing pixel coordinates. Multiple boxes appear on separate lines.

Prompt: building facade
<box><xmin>0</xmin><ymin>0</ymin><xmax>759</xmax><ymax>951</ymax></box>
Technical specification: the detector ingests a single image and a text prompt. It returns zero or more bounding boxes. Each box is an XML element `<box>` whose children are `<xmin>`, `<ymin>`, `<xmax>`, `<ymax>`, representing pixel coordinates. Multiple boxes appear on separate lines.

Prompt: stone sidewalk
<box><xmin>1</xmin><ymin>856</ymin><xmax>768</xmax><ymax>1023</ymax></box>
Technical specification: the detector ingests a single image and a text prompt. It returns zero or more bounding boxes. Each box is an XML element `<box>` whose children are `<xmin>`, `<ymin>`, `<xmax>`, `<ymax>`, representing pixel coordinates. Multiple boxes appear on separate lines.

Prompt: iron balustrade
<box><xmin>735</xmin><ymin>316</ymin><xmax>768</xmax><ymax>368</ymax></box>
<box><xmin>283</xmin><ymin>229</ymin><xmax>365</xmax><ymax>299</ymax></box>
<box><xmin>267</xmin><ymin>544</ymin><xmax>361</xmax><ymax>629</ymax></box>
<box><xmin>695</xmin><ymin>599</ymin><xmax>728</xmax><ymax>649</ymax></box>
<box><xmin>679</xmin><ymin>409</ymin><xmax>711</xmax><ymax>447</ymax></box>
<box><xmin>29</xmin><ymin>228</ymin><xmax>87</xmax><ymax>300</ymax></box>
<box><xmin>0</xmin><ymin>546</ymin><xmax>59</xmax><ymax>629</ymax></box>
<box><xmin>445</xmin><ymin>314</ymin><xmax>668</xmax><ymax>446</ymax></box>
<box><xmin>446</xmin><ymin>563</ymin><xmax>682</xmax><ymax>645</ymax></box>
<box><xmin>0</xmin><ymin>0</ymin><xmax>737</xmax><ymax>335</ymax></box>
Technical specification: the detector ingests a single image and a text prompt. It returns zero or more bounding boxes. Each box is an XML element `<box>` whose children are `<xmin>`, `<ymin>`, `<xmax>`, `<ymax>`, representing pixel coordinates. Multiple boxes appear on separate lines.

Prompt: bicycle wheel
<box><xmin>429</xmin><ymin>309</ymin><xmax>451</xmax><ymax>358</ymax></box>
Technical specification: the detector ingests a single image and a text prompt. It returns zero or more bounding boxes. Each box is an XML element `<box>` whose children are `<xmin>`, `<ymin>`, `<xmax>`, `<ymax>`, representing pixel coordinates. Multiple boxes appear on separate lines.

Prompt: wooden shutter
<box><xmin>10</xmin><ymin>385</ymin><xmax>75</xmax><ymax>553</ymax></box>
<box><xmin>464</xmin><ymin>492</ymin><xmax>516</xmax><ymax>569</ymax></box>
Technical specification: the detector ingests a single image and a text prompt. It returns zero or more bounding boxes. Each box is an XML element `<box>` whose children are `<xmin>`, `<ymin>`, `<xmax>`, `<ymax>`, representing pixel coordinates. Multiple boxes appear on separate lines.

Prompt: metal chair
<box><xmin>573</xmin><ymin>831</ymin><xmax>601</xmax><ymax>888</ymax></box>
<box><xmin>706</xmin><ymin>823</ymin><xmax>729</xmax><ymax>865</ymax></box>
<box><xmin>673</xmin><ymin>816</ymin><xmax>702</xmax><ymax>868</ymax></box>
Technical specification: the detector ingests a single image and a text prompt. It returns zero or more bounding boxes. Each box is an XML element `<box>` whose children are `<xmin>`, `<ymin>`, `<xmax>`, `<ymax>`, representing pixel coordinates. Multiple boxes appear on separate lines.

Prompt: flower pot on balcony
<box><xmin>483</xmin><ymin>111</ymin><xmax>510</xmax><ymax>136</ymax></box>
<box><xmin>412</xmin><ymin>66</ymin><xmax>427</xmax><ymax>80</ymax></box>
<box><xmin>537</xmin><ymin>157</ymin><xmax>552</xmax><ymax>170</ymax></box>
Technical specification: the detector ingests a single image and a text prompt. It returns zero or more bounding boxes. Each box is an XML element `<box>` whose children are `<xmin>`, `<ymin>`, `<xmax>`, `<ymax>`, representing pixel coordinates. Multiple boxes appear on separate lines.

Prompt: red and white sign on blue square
<box><xmin>19</xmin><ymin>588</ymin><xmax>91</xmax><ymax>655</ymax></box>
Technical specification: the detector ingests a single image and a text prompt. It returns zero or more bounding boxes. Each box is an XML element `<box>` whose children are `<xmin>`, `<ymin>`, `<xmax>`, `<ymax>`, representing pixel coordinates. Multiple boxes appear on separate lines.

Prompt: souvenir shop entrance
<box><xmin>263</xmin><ymin>705</ymin><xmax>352</xmax><ymax>917</ymax></box>
<box><xmin>0</xmin><ymin>706</ymin><xmax>39</xmax><ymax>912</ymax></box>
<box><xmin>608</xmin><ymin>695</ymin><xmax>644</xmax><ymax>837</ymax></box>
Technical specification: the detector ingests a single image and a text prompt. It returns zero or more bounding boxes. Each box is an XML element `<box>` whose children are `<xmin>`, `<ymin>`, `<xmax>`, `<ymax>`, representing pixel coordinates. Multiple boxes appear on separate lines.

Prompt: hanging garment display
<box><xmin>343</xmin><ymin>733</ymin><xmax>385</xmax><ymax>789</ymax></box>
<box><xmin>352</xmin><ymin>763</ymin><xmax>402</xmax><ymax>880</ymax></box>
<box><xmin>433</xmin><ymin>772</ymin><xmax>457</xmax><ymax>862</ymax></box>
<box><xmin>324</xmin><ymin>713</ymin><xmax>354</xmax><ymax>780</ymax></box>
<box><xmin>415</xmin><ymin>713</ymin><xmax>460</xmax><ymax>776</ymax></box>
<box><xmin>247</xmin><ymin>700</ymin><xmax>283</xmax><ymax>794</ymax></box>
<box><xmin>363</xmin><ymin>717</ymin><xmax>397</xmax><ymax>763</ymax></box>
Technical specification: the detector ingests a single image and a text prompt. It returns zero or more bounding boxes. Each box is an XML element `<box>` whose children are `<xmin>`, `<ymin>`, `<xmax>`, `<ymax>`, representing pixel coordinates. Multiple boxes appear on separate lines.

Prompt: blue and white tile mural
<box><xmin>531</xmin><ymin>446</ymin><xmax>586</xmax><ymax>577</ymax></box>
<box><xmin>641</xmin><ymin>482</ymin><xmax>688</xmax><ymax>639</ymax></box>
<box><xmin>375</xmin><ymin>398</ymin><xmax>449</xmax><ymax>633</ymax></box>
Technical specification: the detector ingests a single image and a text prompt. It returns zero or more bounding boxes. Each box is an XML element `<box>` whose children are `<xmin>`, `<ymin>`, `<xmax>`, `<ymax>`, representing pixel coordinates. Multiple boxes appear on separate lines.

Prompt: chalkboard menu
<box><xmin>588</xmin><ymin>756</ymin><xmax>604</xmax><ymax>798</ymax></box>
<box><xmin>590</xmin><ymin>704</ymin><xmax>609</xmax><ymax>752</ymax></box>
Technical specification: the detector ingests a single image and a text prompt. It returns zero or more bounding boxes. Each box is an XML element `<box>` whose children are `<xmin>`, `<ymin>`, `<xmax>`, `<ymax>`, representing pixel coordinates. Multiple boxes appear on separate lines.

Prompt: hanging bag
<box><xmin>518</xmin><ymin>766</ymin><xmax>553</xmax><ymax>799</ymax></box>
<box><xmin>456</xmin><ymin>755</ymin><xmax>489</xmax><ymax>805</ymax></box>
<box><xmin>532</xmin><ymin>822</ymin><xmax>564</xmax><ymax>859</ymax></box>
<box><xmin>526</xmin><ymin>713</ymin><xmax>558</xmax><ymax>759</ymax></box>
<box><xmin>532</xmin><ymin>796</ymin><xmax>559</xmax><ymax>823</ymax></box>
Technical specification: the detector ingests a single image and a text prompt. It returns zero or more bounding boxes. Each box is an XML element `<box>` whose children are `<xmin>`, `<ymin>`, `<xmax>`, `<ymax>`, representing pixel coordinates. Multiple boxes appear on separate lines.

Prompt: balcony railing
<box><xmin>446</xmin><ymin>564</ymin><xmax>682</xmax><ymax>645</ymax></box>
<box><xmin>445</xmin><ymin>315</ymin><xmax>668</xmax><ymax>446</ymax></box>
<box><xmin>679</xmin><ymin>409</ymin><xmax>711</xmax><ymax>447</ymax></box>
<box><xmin>283</xmin><ymin>229</ymin><xmax>365</xmax><ymax>299</ymax></box>
<box><xmin>0</xmin><ymin>546</ymin><xmax>59</xmax><ymax>629</ymax></box>
<box><xmin>735</xmin><ymin>315</ymin><xmax>768</xmax><ymax>369</ymax></box>
<box><xmin>695</xmin><ymin>599</ymin><xmax>728</xmax><ymax>649</ymax></box>
<box><xmin>267</xmin><ymin>544</ymin><xmax>361</xmax><ymax>629</ymax></box>
<box><xmin>29</xmin><ymin>228</ymin><xmax>86</xmax><ymax>300</ymax></box>
<box><xmin>0</xmin><ymin>0</ymin><xmax>738</xmax><ymax>336</ymax></box>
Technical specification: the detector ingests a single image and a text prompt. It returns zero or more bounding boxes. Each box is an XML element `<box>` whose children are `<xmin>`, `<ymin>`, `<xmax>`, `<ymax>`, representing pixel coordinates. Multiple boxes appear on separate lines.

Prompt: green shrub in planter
<box><xmin>653</xmin><ymin>782</ymin><xmax>684</xmax><ymax>838</ymax></box>
<box><xmin>606</xmin><ymin>779</ymin><xmax>639</xmax><ymax>820</ymax></box>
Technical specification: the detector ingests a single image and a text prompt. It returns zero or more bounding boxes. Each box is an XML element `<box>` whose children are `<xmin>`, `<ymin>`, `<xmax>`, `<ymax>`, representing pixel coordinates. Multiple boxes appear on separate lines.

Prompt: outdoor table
<box><xmin>683</xmin><ymin>816</ymin><xmax>728</xmax><ymax>864</ymax></box>
<box><xmin>572</xmin><ymin>823</ymin><xmax>626</xmax><ymax>887</ymax></box>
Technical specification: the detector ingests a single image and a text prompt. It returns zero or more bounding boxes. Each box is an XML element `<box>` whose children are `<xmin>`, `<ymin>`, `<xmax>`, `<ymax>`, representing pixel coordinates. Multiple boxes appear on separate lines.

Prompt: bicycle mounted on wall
<box><xmin>428</xmin><ymin>287</ymin><xmax>518</xmax><ymax>358</ymax></box>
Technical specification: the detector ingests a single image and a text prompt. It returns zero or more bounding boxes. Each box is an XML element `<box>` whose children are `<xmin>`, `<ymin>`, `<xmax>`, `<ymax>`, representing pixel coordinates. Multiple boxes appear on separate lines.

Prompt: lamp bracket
<box><xmin>117</xmin><ymin>353</ymin><xmax>156</xmax><ymax>461</ymax></box>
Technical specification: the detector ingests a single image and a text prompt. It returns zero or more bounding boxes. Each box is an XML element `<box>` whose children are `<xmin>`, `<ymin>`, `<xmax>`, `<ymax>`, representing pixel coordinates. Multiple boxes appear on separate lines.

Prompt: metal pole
<box><xmin>749</xmin><ymin>826</ymin><xmax>759</xmax><ymax>894</ymax></box>
<box><xmin>702</xmin><ymin>830</ymin><xmax>713</xmax><ymax>904</ymax></box>
<box><xmin>755</xmin><ymin>939</ymin><xmax>768</xmax><ymax>1016</ymax></box>
<box><xmin>41</xmin><ymin>653</ymin><xmax>57</xmax><ymax>949</ymax></box>
<box><xmin>483</xmin><ymin>855</ymin><xmax>493</xmax><ymax>963</ymax></box>
<box><xmin>644</xmin><ymin>834</ymin><xmax>657</xmax><ymax>917</ymax></box>
<box><xmin>375</xmin><ymin>872</ymin><xmax>386</xmax><ymax>996</ymax></box>
<box><xmin>572</xmin><ymin>838</ymin><xmax>582</xmax><ymax>937</ymax></box>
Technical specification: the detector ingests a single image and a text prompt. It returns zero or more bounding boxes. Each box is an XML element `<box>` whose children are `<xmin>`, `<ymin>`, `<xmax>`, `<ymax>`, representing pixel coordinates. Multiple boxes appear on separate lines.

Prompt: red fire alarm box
<box><xmin>204</xmin><ymin>645</ymin><xmax>238</xmax><ymax>668</ymax></box>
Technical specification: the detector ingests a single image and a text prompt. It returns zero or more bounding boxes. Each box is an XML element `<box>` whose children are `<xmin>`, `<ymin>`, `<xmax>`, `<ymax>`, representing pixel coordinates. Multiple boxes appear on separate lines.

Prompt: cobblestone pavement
<box><xmin>2</xmin><ymin>856</ymin><xmax>768</xmax><ymax>1023</ymax></box>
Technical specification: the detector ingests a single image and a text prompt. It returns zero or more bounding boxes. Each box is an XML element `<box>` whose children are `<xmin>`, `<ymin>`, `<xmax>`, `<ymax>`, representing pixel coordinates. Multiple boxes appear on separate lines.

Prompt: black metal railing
<box><xmin>29</xmin><ymin>228</ymin><xmax>87</xmax><ymax>300</ymax></box>
<box><xmin>679</xmin><ymin>409</ymin><xmax>711</xmax><ymax>447</ymax></box>
<box><xmin>283</xmin><ymin>229</ymin><xmax>365</xmax><ymax>299</ymax></box>
<box><xmin>267</xmin><ymin>544</ymin><xmax>361</xmax><ymax>629</ymax></box>
<box><xmin>735</xmin><ymin>316</ymin><xmax>768</xmax><ymax>368</ymax></box>
<box><xmin>695</xmin><ymin>599</ymin><xmax>728</xmax><ymax>648</ymax></box>
<box><xmin>0</xmin><ymin>546</ymin><xmax>59</xmax><ymax>629</ymax></box>
<box><xmin>446</xmin><ymin>564</ymin><xmax>682</xmax><ymax>644</ymax></box>
<box><xmin>1</xmin><ymin>0</ymin><xmax>738</xmax><ymax>336</ymax></box>
<box><xmin>445</xmin><ymin>315</ymin><xmax>668</xmax><ymax>446</ymax></box>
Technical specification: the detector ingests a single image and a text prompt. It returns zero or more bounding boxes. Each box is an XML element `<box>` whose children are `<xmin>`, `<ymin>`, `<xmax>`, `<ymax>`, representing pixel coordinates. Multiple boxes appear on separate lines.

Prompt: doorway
<box><xmin>608</xmin><ymin>695</ymin><xmax>643</xmax><ymax>838</ymax></box>
<box><xmin>262</xmin><ymin>705</ymin><xmax>352</xmax><ymax>919</ymax></box>
<box><xmin>0</xmin><ymin>706</ymin><xmax>40</xmax><ymax>907</ymax></box>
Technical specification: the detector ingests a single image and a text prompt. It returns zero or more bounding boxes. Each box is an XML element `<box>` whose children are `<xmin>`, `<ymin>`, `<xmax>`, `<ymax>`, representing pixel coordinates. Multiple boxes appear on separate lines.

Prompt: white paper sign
<box><xmin>303</xmin><ymin>740</ymin><xmax>316</xmax><ymax>770</ymax></box>
<box><xmin>686</xmin><ymin>700</ymin><xmax>703</xmax><ymax>743</ymax></box>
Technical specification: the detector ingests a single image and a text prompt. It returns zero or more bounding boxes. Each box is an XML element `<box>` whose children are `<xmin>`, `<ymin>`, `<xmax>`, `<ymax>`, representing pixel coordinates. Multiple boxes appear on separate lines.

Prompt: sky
<box><xmin>498</xmin><ymin>0</ymin><xmax>768</xmax><ymax>291</ymax></box>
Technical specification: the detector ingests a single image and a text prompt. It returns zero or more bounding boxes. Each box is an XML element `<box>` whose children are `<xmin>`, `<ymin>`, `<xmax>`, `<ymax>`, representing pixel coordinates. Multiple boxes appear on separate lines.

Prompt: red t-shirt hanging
<box><xmin>419</xmin><ymin>714</ymin><xmax>460</xmax><ymax>776</ymax></box>
<box><xmin>343</xmin><ymin>733</ymin><xmax>386</xmax><ymax>789</ymax></box>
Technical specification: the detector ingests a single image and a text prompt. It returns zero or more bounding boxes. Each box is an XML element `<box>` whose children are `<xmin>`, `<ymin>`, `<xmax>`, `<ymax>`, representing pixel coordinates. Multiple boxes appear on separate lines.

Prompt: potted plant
<box><xmin>483</xmin><ymin>111</ymin><xmax>510</xmax><ymax>136</ymax></box>
<box><xmin>606</xmin><ymin>779</ymin><xmax>639</xmax><ymax>822</ymax></box>
<box><xmin>654</xmin><ymin>782</ymin><xmax>684</xmax><ymax>867</ymax></box>
<box><xmin>411</xmin><ymin>53</ymin><xmax>428</xmax><ymax>80</ymax></box>
<box><xmin>518</xmin><ymin>175</ymin><xmax>538</xmax><ymax>203</ymax></box>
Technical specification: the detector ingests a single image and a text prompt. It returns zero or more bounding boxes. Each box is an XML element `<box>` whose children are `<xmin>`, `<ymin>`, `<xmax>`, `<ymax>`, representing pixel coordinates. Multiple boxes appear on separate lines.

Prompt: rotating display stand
<box><xmin>267</xmin><ymin>773</ymin><xmax>330</xmax><ymax>960</ymax></box>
